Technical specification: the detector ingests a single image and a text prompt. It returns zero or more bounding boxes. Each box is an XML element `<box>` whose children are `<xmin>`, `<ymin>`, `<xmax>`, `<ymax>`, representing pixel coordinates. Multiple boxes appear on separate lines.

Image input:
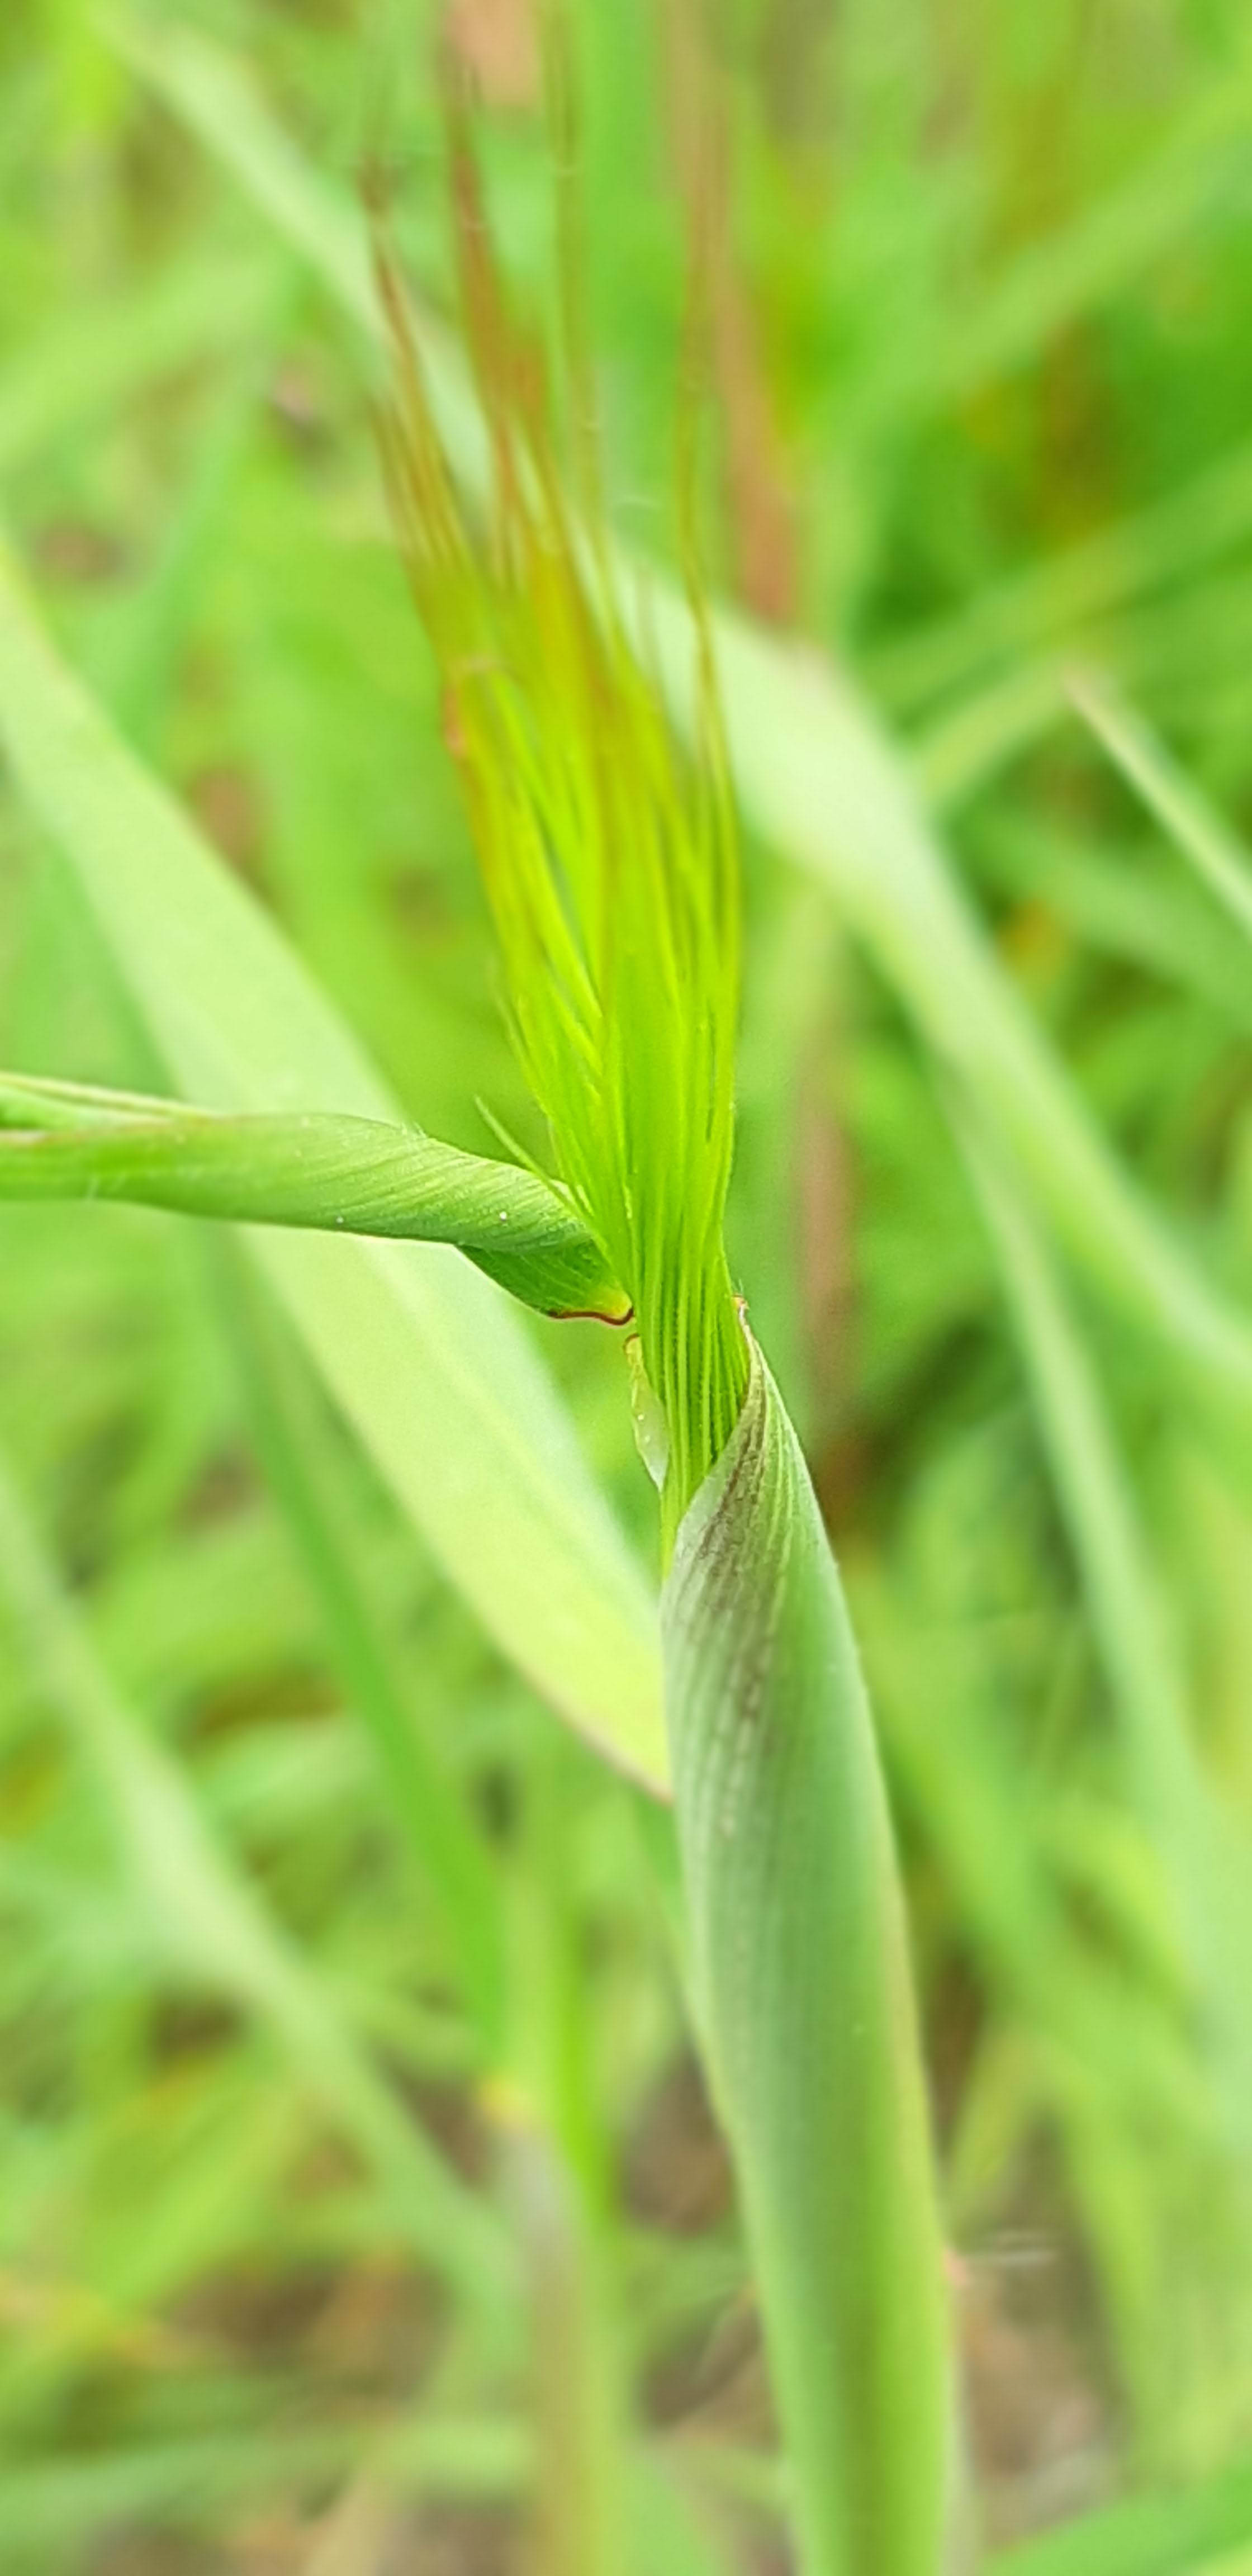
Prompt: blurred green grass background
<box><xmin>3</xmin><ymin>1</ymin><xmax>1252</xmax><ymax>2568</ymax></box>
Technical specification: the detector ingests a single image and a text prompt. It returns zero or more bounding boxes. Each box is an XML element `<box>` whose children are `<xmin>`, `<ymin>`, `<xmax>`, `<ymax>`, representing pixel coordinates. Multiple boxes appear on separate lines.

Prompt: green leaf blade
<box><xmin>0</xmin><ymin>1079</ymin><xmax>628</xmax><ymax>1322</ymax></box>
<box><xmin>662</xmin><ymin>1341</ymin><xmax>957</xmax><ymax>2576</ymax></box>
<box><xmin>0</xmin><ymin>539</ymin><xmax>665</xmax><ymax>1788</ymax></box>
<box><xmin>0</xmin><ymin>1447</ymin><xmax>507</xmax><ymax>2308</ymax></box>
<box><xmin>990</xmin><ymin>2454</ymin><xmax>1252</xmax><ymax>2576</ymax></box>
<box><xmin>1071</xmin><ymin>670</ymin><xmax>1252</xmax><ymax>963</ymax></box>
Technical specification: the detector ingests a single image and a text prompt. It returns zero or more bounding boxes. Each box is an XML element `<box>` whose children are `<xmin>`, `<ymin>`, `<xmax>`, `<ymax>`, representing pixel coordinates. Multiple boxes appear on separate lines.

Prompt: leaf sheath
<box><xmin>662</xmin><ymin>1339</ymin><xmax>957</xmax><ymax>2576</ymax></box>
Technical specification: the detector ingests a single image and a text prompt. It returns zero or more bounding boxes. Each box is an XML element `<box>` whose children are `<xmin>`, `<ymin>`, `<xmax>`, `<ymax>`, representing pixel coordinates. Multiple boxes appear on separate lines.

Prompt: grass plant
<box><xmin>0</xmin><ymin>110</ymin><xmax>956</xmax><ymax>2570</ymax></box>
<box><xmin>3</xmin><ymin>5</ymin><xmax>1252</xmax><ymax>2573</ymax></box>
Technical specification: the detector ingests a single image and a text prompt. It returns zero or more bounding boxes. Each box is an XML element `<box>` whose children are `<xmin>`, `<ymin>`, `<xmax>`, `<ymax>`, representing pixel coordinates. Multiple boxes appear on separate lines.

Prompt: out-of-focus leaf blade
<box><xmin>0</xmin><ymin>1447</ymin><xmax>507</xmax><ymax>2307</ymax></box>
<box><xmin>990</xmin><ymin>2454</ymin><xmax>1252</xmax><ymax>2576</ymax></box>
<box><xmin>672</xmin><ymin>607</ymin><xmax>1252</xmax><ymax>1457</ymax></box>
<box><xmin>1072</xmin><ymin>670</ymin><xmax>1252</xmax><ymax>962</ymax></box>
<box><xmin>0</xmin><ymin>540</ymin><xmax>665</xmax><ymax>1788</ymax></box>
<box><xmin>220</xmin><ymin>1252</ymin><xmax>509</xmax><ymax>2054</ymax></box>
<box><xmin>0</xmin><ymin>248</ymin><xmax>279</xmax><ymax>477</ymax></box>
<box><xmin>0</xmin><ymin>2418</ymin><xmax>530</xmax><ymax>2556</ymax></box>
<box><xmin>961</xmin><ymin>1115</ymin><xmax>1252</xmax><ymax>2134</ymax></box>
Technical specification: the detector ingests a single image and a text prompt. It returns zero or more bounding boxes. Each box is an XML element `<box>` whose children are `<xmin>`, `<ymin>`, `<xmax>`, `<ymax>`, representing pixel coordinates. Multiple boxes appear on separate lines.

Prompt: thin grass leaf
<box><xmin>0</xmin><ymin>1447</ymin><xmax>509</xmax><ymax>2309</ymax></box>
<box><xmin>0</xmin><ymin>248</ymin><xmax>279</xmax><ymax>479</ymax></box>
<box><xmin>0</xmin><ymin>538</ymin><xmax>665</xmax><ymax>1788</ymax></box>
<box><xmin>655</xmin><ymin>605</ymin><xmax>1252</xmax><ymax>1464</ymax></box>
<box><xmin>0</xmin><ymin>1071</ymin><xmax>628</xmax><ymax>1321</ymax></box>
<box><xmin>975</xmin><ymin>821</ymin><xmax>1252</xmax><ymax>1030</ymax></box>
<box><xmin>99</xmin><ymin>329</ymin><xmax>288</xmax><ymax>751</ymax></box>
<box><xmin>0</xmin><ymin>2418</ymin><xmax>531</xmax><ymax>2557</ymax></box>
<box><xmin>989</xmin><ymin>2454</ymin><xmax>1252</xmax><ymax>2576</ymax></box>
<box><xmin>502</xmin><ymin>2111</ymin><xmax>625</xmax><ymax>2576</ymax></box>
<box><xmin>859</xmin><ymin>1549</ymin><xmax>1210</xmax><ymax>2141</ymax></box>
<box><xmin>914</xmin><ymin>661</ymin><xmax>1069</xmax><ymax>815</ymax></box>
<box><xmin>960</xmin><ymin>1115</ymin><xmax>1252</xmax><ymax>2137</ymax></box>
<box><xmin>1071</xmin><ymin>671</ymin><xmax>1252</xmax><ymax>960</ymax></box>
<box><xmin>909</xmin><ymin>571</ymin><xmax>1252</xmax><ymax>821</ymax></box>
<box><xmin>869</xmin><ymin>434</ymin><xmax>1252</xmax><ymax>719</ymax></box>
<box><xmin>218</xmin><ymin>1249</ymin><xmax>509</xmax><ymax>2053</ymax></box>
<box><xmin>847</xmin><ymin>55</ymin><xmax>1252</xmax><ymax>432</ymax></box>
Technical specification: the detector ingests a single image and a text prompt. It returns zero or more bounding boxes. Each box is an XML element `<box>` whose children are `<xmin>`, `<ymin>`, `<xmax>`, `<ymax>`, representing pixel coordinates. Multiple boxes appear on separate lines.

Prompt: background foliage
<box><xmin>3</xmin><ymin>1</ymin><xmax>1252</xmax><ymax>2567</ymax></box>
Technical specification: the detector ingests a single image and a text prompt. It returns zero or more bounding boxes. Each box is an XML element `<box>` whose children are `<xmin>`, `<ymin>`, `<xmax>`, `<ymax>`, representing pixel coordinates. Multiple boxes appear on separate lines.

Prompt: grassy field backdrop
<box><xmin>3</xmin><ymin>1</ymin><xmax>1252</xmax><ymax>2568</ymax></box>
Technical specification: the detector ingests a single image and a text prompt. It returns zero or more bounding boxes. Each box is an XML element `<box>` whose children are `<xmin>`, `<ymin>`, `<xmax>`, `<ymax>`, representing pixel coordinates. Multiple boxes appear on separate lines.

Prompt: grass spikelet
<box><xmin>373</xmin><ymin>119</ymin><xmax>748</xmax><ymax>1556</ymax></box>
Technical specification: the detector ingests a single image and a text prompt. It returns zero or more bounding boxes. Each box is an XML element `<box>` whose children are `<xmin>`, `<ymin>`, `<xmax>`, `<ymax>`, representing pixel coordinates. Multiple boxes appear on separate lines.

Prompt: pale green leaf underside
<box><xmin>0</xmin><ymin>542</ymin><xmax>664</xmax><ymax>1789</ymax></box>
<box><xmin>662</xmin><ymin>1338</ymin><xmax>956</xmax><ymax>2576</ymax></box>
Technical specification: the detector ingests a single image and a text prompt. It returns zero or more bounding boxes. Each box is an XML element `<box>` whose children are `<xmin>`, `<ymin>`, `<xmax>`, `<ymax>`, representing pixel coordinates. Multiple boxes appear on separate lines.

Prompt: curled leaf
<box><xmin>663</xmin><ymin>1335</ymin><xmax>959</xmax><ymax>2576</ymax></box>
<box><xmin>0</xmin><ymin>1073</ymin><xmax>628</xmax><ymax>1323</ymax></box>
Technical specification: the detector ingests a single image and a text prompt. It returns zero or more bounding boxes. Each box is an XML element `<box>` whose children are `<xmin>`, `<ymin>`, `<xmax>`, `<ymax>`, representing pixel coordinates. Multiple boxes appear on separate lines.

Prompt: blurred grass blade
<box><xmin>0</xmin><ymin>540</ymin><xmax>665</xmax><ymax>1788</ymax></box>
<box><xmin>113</xmin><ymin>13</ymin><xmax>1252</xmax><ymax>1468</ymax></box>
<box><xmin>116</xmin><ymin>8</ymin><xmax>1252</xmax><ymax>448</ymax></box>
<box><xmin>662</xmin><ymin>1337</ymin><xmax>956</xmax><ymax>2576</ymax></box>
<box><xmin>1071</xmin><ymin>670</ymin><xmax>1252</xmax><ymax>958</ymax></box>
<box><xmin>102</xmin><ymin>10</ymin><xmax>486</xmax><ymax>472</ymax></box>
<box><xmin>103</xmin><ymin>15</ymin><xmax>372</xmax><ymax>325</ymax></box>
<box><xmin>102</xmin><ymin>328</ymin><xmax>288</xmax><ymax>751</ymax></box>
<box><xmin>501</xmin><ymin>2112</ymin><xmax>625</xmax><ymax>2576</ymax></box>
<box><xmin>0</xmin><ymin>1447</ymin><xmax>508</xmax><ymax>2308</ymax></box>
<box><xmin>850</xmin><ymin>59</ymin><xmax>1252</xmax><ymax>432</ymax></box>
<box><xmin>219</xmin><ymin>1249</ymin><xmax>509</xmax><ymax>2053</ymax></box>
<box><xmin>962</xmin><ymin>1116</ymin><xmax>1252</xmax><ymax>2131</ymax></box>
<box><xmin>0</xmin><ymin>248</ymin><xmax>279</xmax><ymax>479</ymax></box>
<box><xmin>0</xmin><ymin>2418</ymin><xmax>531</xmax><ymax>2556</ymax></box>
<box><xmin>627</xmin><ymin>2456</ymin><xmax>731</xmax><ymax>2576</ymax></box>
<box><xmin>871</xmin><ymin>434</ymin><xmax>1252</xmax><ymax>718</ymax></box>
<box><xmin>0</xmin><ymin>1071</ymin><xmax>627</xmax><ymax>1321</ymax></box>
<box><xmin>970</xmin><ymin>818</ymin><xmax>1251</xmax><ymax>1028</ymax></box>
<box><xmin>665</xmin><ymin>608</ymin><xmax>1252</xmax><ymax>1459</ymax></box>
<box><xmin>990</xmin><ymin>2453</ymin><xmax>1252</xmax><ymax>2576</ymax></box>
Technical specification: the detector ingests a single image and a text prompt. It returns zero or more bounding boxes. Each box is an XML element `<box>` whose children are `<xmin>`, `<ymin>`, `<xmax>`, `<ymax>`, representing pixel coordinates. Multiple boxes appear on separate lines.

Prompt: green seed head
<box><xmin>377</xmin><ymin>155</ymin><xmax>747</xmax><ymax>1552</ymax></box>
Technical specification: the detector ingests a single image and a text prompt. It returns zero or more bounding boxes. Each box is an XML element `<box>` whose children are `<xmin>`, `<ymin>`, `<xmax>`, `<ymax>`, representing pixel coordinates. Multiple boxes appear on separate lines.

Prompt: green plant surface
<box><xmin>0</xmin><ymin>1444</ymin><xmax>509</xmax><ymax>2307</ymax></box>
<box><xmin>112</xmin><ymin>10</ymin><xmax>1252</xmax><ymax>1475</ymax></box>
<box><xmin>373</xmin><ymin>156</ymin><xmax>953</xmax><ymax>2557</ymax></box>
<box><xmin>991</xmin><ymin>2454</ymin><xmax>1252</xmax><ymax>2576</ymax></box>
<box><xmin>1071</xmin><ymin>674</ymin><xmax>1252</xmax><ymax>960</ymax></box>
<box><xmin>664</xmin><ymin>1337</ymin><xmax>954</xmax><ymax>2574</ymax></box>
<box><xmin>217</xmin><ymin>1248</ymin><xmax>511</xmax><ymax>2056</ymax></box>
<box><xmin>960</xmin><ymin>1116</ymin><xmax>1252</xmax><ymax>2132</ymax></box>
<box><xmin>6</xmin><ymin>2</ymin><xmax>1252</xmax><ymax>2568</ymax></box>
<box><xmin>0</xmin><ymin>1069</ymin><xmax>627</xmax><ymax>1321</ymax></box>
<box><xmin>0</xmin><ymin>539</ymin><xmax>665</xmax><ymax>1788</ymax></box>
